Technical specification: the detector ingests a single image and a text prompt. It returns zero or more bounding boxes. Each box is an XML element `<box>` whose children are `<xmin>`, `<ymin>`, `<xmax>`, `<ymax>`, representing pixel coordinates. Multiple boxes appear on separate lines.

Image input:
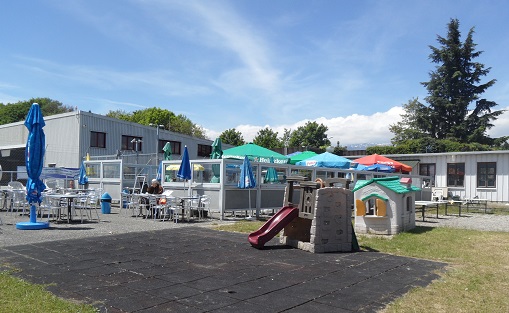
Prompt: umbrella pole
<box><xmin>30</xmin><ymin>204</ymin><xmax>37</xmax><ymax>223</ymax></box>
<box><xmin>248</xmin><ymin>189</ymin><xmax>253</xmax><ymax>218</ymax></box>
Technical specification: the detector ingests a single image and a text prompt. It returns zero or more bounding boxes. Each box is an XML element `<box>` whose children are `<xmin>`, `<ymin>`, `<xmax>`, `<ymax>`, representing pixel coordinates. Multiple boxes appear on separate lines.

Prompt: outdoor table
<box><xmin>463</xmin><ymin>198</ymin><xmax>489</xmax><ymax>213</ymax></box>
<box><xmin>47</xmin><ymin>193</ymin><xmax>80</xmax><ymax>223</ymax></box>
<box><xmin>176</xmin><ymin>196</ymin><xmax>199</xmax><ymax>221</ymax></box>
<box><xmin>139</xmin><ymin>193</ymin><xmax>167</xmax><ymax>218</ymax></box>
<box><xmin>415</xmin><ymin>201</ymin><xmax>441</xmax><ymax>222</ymax></box>
<box><xmin>445</xmin><ymin>200</ymin><xmax>464</xmax><ymax>216</ymax></box>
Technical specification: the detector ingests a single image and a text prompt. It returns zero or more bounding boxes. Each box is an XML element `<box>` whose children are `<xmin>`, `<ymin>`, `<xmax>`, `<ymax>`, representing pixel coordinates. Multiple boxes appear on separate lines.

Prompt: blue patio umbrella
<box><xmin>16</xmin><ymin>103</ymin><xmax>49</xmax><ymax>230</ymax></box>
<box><xmin>177</xmin><ymin>145</ymin><xmax>191</xmax><ymax>192</ymax></box>
<box><xmin>264</xmin><ymin>156</ymin><xmax>279</xmax><ymax>183</ymax></box>
<box><xmin>239</xmin><ymin>155</ymin><xmax>256</xmax><ymax>218</ymax></box>
<box><xmin>356</xmin><ymin>163</ymin><xmax>395</xmax><ymax>173</ymax></box>
<box><xmin>78</xmin><ymin>161</ymin><xmax>89</xmax><ymax>186</ymax></box>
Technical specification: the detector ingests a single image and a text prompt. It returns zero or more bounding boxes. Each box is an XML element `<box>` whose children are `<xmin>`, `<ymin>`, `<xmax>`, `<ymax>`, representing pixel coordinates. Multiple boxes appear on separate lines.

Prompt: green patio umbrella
<box><xmin>289</xmin><ymin>150</ymin><xmax>317</xmax><ymax>165</ymax></box>
<box><xmin>264</xmin><ymin>157</ymin><xmax>279</xmax><ymax>183</ymax></box>
<box><xmin>162</xmin><ymin>142</ymin><xmax>172</xmax><ymax>182</ymax></box>
<box><xmin>222</xmin><ymin>142</ymin><xmax>289</xmax><ymax>164</ymax></box>
<box><xmin>210</xmin><ymin>138</ymin><xmax>223</xmax><ymax>183</ymax></box>
<box><xmin>163</xmin><ymin>142</ymin><xmax>172</xmax><ymax>160</ymax></box>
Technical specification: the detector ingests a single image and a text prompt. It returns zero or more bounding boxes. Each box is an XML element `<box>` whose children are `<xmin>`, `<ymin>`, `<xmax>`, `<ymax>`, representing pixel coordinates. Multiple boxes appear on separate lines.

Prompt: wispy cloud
<box><xmin>14</xmin><ymin>56</ymin><xmax>211</xmax><ymax>97</ymax></box>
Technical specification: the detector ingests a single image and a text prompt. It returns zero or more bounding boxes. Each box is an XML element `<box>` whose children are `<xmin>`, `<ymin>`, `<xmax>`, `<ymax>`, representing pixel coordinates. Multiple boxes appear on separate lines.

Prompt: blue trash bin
<box><xmin>101</xmin><ymin>192</ymin><xmax>112</xmax><ymax>214</ymax></box>
<box><xmin>122</xmin><ymin>188</ymin><xmax>129</xmax><ymax>208</ymax></box>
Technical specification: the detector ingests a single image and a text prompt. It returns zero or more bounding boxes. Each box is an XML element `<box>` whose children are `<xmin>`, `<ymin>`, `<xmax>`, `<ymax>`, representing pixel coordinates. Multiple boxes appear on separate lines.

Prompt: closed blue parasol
<box><xmin>16</xmin><ymin>103</ymin><xmax>49</xmax><ymax>230</ymax></box>
<box><xmin>78</xmin><ymin>161</ymin><xmax>89</xmax><ymax>185</ymax></box>
<box><xmin>239</xmin><ymin>155</ymin><xmax>256</xmax><ymax>218</ymax></box>
<box><xmin>177</xmin><ymin>146</ymin><xmax>191</xmax><ymax>191</ymax></box>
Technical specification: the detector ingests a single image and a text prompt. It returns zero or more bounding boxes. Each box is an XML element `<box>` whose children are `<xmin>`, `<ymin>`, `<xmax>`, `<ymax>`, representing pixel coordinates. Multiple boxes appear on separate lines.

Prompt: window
<box><xmin>355</xmin><ymin>196</ymin><xmax>387</xmax><ymax>217</ymax></box>
<box><xmin>447</xmin><ymin>163</ymin><xmax>465</xmax><ymax>187</ymax></box>
<box><xmin>90</xmin><ymin>131</ymin><xmax>106</xmax><ymax>148</ymax></box>
<box><xmin>419</xmin><ymin>163</ymin><xmax>436</xmax><ymax>187</ymax></box>
<box><xmin>477</xmin><ymin>162</ymin><xmax>496</xmax><ymax>188</ymax></box>
<box><xmin>197</xmin><ymin>144</ymin><xmax>212</xmax><ymax>157</ymax></box>
<box><xmin>122</xmin><ymin>135</ymin><xmax>143</xmax><ymax>151</ymax></box>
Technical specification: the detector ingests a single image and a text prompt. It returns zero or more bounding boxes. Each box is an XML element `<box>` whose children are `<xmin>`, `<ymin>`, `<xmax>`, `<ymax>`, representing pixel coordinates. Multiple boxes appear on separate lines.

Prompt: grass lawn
<box><xmin>2</xmin><ymin>220</ymin><xmax>508</xmax><ymax>312</ymax></box>
<box><xmin>215</xmin><ymin>221</ymin><xmax>509</xmax><ymax>313</ymax></box>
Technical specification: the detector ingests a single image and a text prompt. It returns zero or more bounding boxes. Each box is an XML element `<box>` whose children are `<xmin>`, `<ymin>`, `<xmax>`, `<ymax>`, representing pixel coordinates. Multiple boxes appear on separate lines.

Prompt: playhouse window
<box><xmin>406</xmin><ymin>196</ymin><xmax>412</xmax><ymax>211</ymax></box>
<box><xmin>358</xmin><ymin>197</ymin><xmax>387</xmax><ymax>217</ymax></box>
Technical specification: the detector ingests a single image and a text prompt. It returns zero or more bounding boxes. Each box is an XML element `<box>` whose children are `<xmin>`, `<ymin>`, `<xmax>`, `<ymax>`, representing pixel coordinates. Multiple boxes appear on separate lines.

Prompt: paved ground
<box><xmin>0</xmin><ymin>208</ymin><xmax>446</xmax><ymax>312</ymax></box>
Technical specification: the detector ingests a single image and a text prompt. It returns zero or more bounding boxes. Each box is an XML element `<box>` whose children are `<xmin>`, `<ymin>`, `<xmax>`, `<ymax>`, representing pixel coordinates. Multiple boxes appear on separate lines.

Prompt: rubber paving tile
<box><xmin>0</xmin><ymin>227</ymin><xmax>446</xmax><ymax>312</ymax></box>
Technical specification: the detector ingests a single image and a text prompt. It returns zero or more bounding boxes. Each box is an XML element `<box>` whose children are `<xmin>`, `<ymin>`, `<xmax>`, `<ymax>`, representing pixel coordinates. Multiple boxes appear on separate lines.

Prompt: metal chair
<box><xmin>9</xmin><ymin>189</ymin><xmax>28</xmax><ymax>219</ymax></box>
<box><xmin>39</xmin><ymin>193</ymin><xmax>60</xmax><ymax>222</ymax></box>
<box><xmin>75</xmin><ymin>192</ymin><xmax>100</xmax><ymax>222</ymax></box>
<box><xmin>190</xmin><ymin>195</ymin><xmax>210</xmax><ymax>220</ymax></box>
<box><xmin>126</xmin><ymin>194</ymin><xmax>142</xmax><ymax>217</ymax></box>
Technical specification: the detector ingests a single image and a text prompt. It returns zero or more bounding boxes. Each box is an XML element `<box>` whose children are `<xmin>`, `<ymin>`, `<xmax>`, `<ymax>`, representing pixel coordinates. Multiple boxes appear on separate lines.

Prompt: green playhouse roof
<box><xmin>353</xmin><ymin>176</ymin><xmax>421</xmax><ymax>194</ymax></box>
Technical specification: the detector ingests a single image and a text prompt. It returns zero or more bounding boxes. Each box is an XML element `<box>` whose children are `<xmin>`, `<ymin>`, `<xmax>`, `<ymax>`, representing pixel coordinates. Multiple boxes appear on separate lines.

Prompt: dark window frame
<box><xmin>197</xmin><ymin>144</ymin><xmax>212</xmax><ymax>157</ymax></box>
<box><xmin>122</xmin><ymin>135</ymin><xmax>143</xmax><ymax>151</ymax></box>
<box><xmin>447</xmin><ymin>163</ymin><xmax>465</xmax><ymax>187</ymax></box>
<box><xmin>477</xmin><ymin>162</ymin><xmax>496</xmax><ymax>188</ymax></box>
<box><xmin>419</xmin><ymin>163</ymin><xmax>436</xmax><ymax>187</ymax></box>
<box><xmin>90</xmin><ymin>131</ymin><xmax>106</xmax><ymax>148</ymax></box>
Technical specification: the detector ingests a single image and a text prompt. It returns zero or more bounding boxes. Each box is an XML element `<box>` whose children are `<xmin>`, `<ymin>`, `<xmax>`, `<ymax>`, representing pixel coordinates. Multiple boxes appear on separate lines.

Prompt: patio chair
<box><xmin>75</xmin><ymin>192</ymin><xmax>100</xmax><ymax>222</ymax></box>
<box><xmin>190</xmin><ymin>195</ymin><xmax>210</xmax><ymax>219</ymax></box>
<box><xmin>126</xmin><ymin>194</ymin><xmax>142</xmax><ymax>217</ymax></box>
<box><xmin>8</xmin><ymin>181</ymin><xmax>24</xmax><ymax>190</ymax></box>
<box><xmin>9</xmin><ymin>189</ymin><xmax>28</xmax><ymax>219</ymax></box>
<box><xmin>39</xmin><ymin>193</ymin><xmax>60</xmax><ymax>222</ymax></box>
<box><xmin>160</xmin><ymin>196</ymin><xmax>179</xmax><ymax>222</ymax></box>
<box><xmin>145</xmin><ymin>195</ymin><xmax>167</xmax><ymax>220</ymax></box>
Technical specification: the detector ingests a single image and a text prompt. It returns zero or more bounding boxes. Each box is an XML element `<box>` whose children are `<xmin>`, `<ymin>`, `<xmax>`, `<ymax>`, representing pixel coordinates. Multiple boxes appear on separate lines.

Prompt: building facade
<box><xmin>389</xmin><ymin>151</ymin><xmax>509</xmax><ymax>202</ymax></box>
<box><xmin>0</xmin><ymin>110</ymin><xmax>232</xmax><ymax>181</ymax></box>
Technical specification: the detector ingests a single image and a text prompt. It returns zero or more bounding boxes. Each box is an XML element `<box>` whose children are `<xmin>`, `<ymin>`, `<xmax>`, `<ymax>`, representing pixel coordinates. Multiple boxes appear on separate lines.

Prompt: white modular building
<box><xmin>388</xmin><ymin>150</ymin><xmax>509</xmax><ymax>202</ymax></box>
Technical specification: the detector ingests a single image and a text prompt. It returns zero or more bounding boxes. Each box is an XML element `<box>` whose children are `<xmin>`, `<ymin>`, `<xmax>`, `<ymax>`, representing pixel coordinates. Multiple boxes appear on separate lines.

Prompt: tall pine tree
<box><xmin>391</xmin><ymin>18</ymin><xmax>506</xmax><ymax>149</ymax></box>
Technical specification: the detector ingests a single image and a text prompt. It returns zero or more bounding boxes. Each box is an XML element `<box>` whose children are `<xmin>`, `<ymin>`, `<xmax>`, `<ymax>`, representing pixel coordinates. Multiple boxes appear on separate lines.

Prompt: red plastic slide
<box><xmin>248</xmin><ymin>206</ymin><xmax>299</xmax><ymax>249</ymax></box>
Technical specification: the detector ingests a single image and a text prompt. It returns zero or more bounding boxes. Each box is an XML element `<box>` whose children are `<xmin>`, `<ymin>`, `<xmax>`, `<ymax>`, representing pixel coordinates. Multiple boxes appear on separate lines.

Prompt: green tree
<box><xmin>390</xmin><ymin>18</ymin><xmax>507</xmax><ymax>150</ymax></box>
<box><xmin>288</xmin><ymin>121</ymin><xmax>330</xmax><ymax>151</ymax></box>
<box><xmin>0</xmin><ymin>98</ymin><xmax>73</xmax><ymax>125</ymax></box>
<box><xmin>280</xmin><ymin>128</ymin><xmax>292</xmax><ymax>148</ymax></box>
<box><xmin>106</xmin><ymin>107</ymin><xmax>207</xmax><ymax>139</ymax></box>
<box><xmin>105</xmin><ymin>109</ymin><xmax>133</xmax><ymax>121</ymax></box>
<box><xmin>253</xmin><ymin>128</ymin><xmax>283</xmax><ymax>149</ymax></box>
<box><xmin>219</xmin><ymin>128</ymin><xmax>245</xmax><ymax>146</ymax></box>
<box><xmin>389</xmin><ymin>98</ymin><xmax>431</xmax><ymax>145</ymax></box>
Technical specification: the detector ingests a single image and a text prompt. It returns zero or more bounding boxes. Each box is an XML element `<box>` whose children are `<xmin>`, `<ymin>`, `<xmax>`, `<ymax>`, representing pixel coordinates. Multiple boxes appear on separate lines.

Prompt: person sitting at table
<box><xmin>147</xmin><ymin>179</ymin><xmax>163</xmax><ymax>194</ymax></box>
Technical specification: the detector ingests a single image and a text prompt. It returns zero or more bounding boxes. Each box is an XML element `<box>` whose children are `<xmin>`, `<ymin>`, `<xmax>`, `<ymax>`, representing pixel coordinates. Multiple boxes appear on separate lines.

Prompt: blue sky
<box><xmin>1</xmin><ymin>0</ymin><xmax>508</xmax><ymax>146</ymax></box>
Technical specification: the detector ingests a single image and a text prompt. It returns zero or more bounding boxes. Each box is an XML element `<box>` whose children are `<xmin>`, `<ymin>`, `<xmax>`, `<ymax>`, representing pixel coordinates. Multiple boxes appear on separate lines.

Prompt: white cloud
<box><xmin>205</xmin><ymin>106</ymin><xmax>403</xmax><ymax>145</ymax></box>
<box><xmin>487</xmin><ymin>106</ymin><xmax>509</xmax><ymax>139</ymax></box>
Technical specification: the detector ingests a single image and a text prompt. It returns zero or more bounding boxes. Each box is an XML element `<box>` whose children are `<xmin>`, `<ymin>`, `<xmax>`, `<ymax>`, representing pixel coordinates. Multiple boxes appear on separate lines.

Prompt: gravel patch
<box><xmin>416</xmin><ymin>212</ymin><xmax>509</xmax><ymax>232</ymax></box>
<box><xmin>2</xmin><ymin>207</ymin><xmax>508</xmax><ymax>248</ymax></box>
<box><xmin>0</xmin><ymin>207</ymin><xmax>237</xmax><ymax>248</ymax></box>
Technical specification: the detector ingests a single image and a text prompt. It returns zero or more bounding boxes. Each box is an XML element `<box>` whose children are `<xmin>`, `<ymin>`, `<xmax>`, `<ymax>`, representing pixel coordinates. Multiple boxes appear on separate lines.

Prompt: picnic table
<box><xmin>415</xmin><ymin>201</ymin><xmax>441</xmax><ymax>222</ymax></box>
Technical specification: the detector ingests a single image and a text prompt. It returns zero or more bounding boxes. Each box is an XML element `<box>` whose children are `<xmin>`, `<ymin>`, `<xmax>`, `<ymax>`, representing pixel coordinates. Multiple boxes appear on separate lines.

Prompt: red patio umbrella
<box><xmin>353</xmin><ymin>154</ymin><xmax>412</xmax><ymax>172</ymax></box>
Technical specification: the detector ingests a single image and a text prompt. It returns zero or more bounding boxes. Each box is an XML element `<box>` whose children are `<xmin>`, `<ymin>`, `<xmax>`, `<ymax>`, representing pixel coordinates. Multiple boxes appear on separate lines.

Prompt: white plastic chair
<box><xmin>39</xmin><ymin>193</ymin><xmax>60</xmax><ymax>222</ymax></box>
<box><xmin>9</xmin><ymin>190</ymin><xmax>28</xmax><ymax>219</ymax></box>
<box><xmin>190</xmin><ymin>195</ymin><xmax>210</xmax><ymax>220</ymax></box>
